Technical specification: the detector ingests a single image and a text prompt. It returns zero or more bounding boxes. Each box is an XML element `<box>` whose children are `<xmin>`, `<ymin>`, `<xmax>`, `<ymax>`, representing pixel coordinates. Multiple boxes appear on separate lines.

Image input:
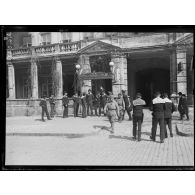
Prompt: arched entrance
<box><xmin>136</xmin><ymin>68</ymin><xmax>170</xmax><ymax>106</ymax></box>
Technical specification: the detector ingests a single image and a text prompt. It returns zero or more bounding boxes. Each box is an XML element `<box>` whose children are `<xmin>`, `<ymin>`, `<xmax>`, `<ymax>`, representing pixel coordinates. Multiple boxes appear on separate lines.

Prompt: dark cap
<box><xmin>88</xmin><ymin>89</ymin><xmax>91</xmax><ymax>92</ymax></box>
<box><xmin>122</xmin><ymin>90</ymin><xmax>125</xmax><ymax>93</ymax></box>
<box><xmin>178</xmin><ymin>92</ymin><xmax>182</xmax><ymax>95</ymax></box>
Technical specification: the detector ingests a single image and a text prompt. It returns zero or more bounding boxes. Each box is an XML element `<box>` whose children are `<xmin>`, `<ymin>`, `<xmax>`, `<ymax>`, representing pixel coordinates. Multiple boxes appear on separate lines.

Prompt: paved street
<box><xmin>6</xmin><ymin>109</ymin><xmax>194</xmax><ymax>166</ymax></box>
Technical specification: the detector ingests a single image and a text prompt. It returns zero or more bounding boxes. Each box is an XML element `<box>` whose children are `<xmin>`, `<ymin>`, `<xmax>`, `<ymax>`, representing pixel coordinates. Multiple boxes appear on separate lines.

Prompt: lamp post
<box><xmin>109</xmin><ymin>61</ymin><xmax>114</xmax><ymax>73</ymax></box>
<box><xmin>73</xmin><ymin>64</ymin><xmax>82</xmax><ymax>95</ymax></box>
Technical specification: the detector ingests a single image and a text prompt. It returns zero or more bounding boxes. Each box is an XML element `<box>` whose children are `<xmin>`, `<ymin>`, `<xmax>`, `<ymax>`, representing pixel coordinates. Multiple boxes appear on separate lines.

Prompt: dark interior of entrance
<box><xmin>90</xmin><ymin>55</ymin><xmax>112</xmax><ymax>95</ymax></box>
<box><xmin>136</xmin><ymin>68</ymin><xmax>170</xmax><ymax>106</ymax></box>
<box><xmin>91</xmin><ymin>79</ymin><xmax>112</xmax><ymax>95</ymax></box>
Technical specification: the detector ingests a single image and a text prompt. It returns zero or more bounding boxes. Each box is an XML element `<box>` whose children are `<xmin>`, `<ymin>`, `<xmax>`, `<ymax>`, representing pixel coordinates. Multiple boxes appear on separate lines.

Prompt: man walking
<box><xmin>162</xmin><ymin>93</ymin><xmax>176</xmax><ymax>138</ymax></box>
<box><xmin>86</xmin><ymin>89</ymin><xmax>94</xmax><ymax>116</ymax></box>
<box><xmin>122</xmin><ymin>90</ymin><xmax>132</xmax><ymax>121</ymax></box>
<box><xmin>150</xmin><ymin>91</ymin><xmax>165</xmax><ymax>143</ymax></box>
<box><xmin>104</xmin><ymin>95</ymin><xmax>119</xmax><ymax>134</ymax></box>
<box><xmin>49</xmin><ymin>94</ymin><xmax>56</xmax><ymax>118</ymax></box>
<box><xmin>182</xmin><ymin>94</ymin><xmax>190</xmax><ymax>120</ymax></box>
<box><xmin>62</xmin><ymin>92</ymin><xmax>69</xmax><ymax>118</ymax></box>
<box><xmin>132</xmin><ymin>93</ymin><xmax>146</xmax><ymax>141</ymax></box>
<box><xmin>39</xmin><ymin>96</ymin><xmax>52</xmax><ymax>122</ymax></box>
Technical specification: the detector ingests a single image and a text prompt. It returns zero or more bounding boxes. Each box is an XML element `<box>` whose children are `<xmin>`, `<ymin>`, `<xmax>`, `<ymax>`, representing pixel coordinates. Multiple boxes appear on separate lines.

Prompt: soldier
<box><xmin>62</xmin><ymin>92</ymin><xmax>69</xmax><ymax>118</ymax></box>
<box><xmin>132</xmin><ymin>93</ymin><xmax>146</xmax><ymax>141</ymax></box>
<box><xmin>104</xmin><ymin>95</ymin><xmax>119</xmax><ymax>133</ymax></box>
<box><xmin>116</xmin><ymin>93</ymin><xmax>125</xmax><ymax>122</ymax></box>
<box><xmin>178</xmin><ymin>92</ymin><xmax>185</xmax><ymax>120</ymax></box>
<box><xmin>99</xmin><ymin>90</ymin><xmax>107</xmax><ymax>116</ymax></box>
<box><xmin>150</xmin><ymin>91</ymin><xmax>165</xmax><ymax>143</ymax></box>
<box><xmin>73</xmin><ymin>93</ymin><xmax>80</xmax><ymax>117</ymax></box>
<box><xmin>93</xmin><ymin>92</ymin><xmax>100</xmax><ymax>116</ymax></box>
<box><xmin>162</xmin><ymin>93</ymin><xmax>176</xmax><ymax>138</ymax></box>
<box><xmin>49</xmin><ymin>94</ymin><xmax>56</xmax><ymax>118</ymax></box>
<box><xmin>122</xmin><ymin>90</ymin><xmax>132</xmax><ymax>121</ymax></box>
<box><xmin>39</xmin><ymin>96</ymin><xmax>52</xmax><ymax>122</ymax></box>
<box><xmin>86</xmin><ymin>89</ymin><xmax>94</xmax><ymax>116</ymax></box>
<box><xmin>81</xmin><ymin>92</ymin><xmax>87</xmax><ymax>118</ymax></box>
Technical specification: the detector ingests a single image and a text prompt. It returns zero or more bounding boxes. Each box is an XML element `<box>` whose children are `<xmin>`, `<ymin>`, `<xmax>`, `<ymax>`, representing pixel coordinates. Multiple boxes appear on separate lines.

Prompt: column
<box><xmin>111</xmin><ymin>54</ymin><xmax>128</xmax><ymax>96</ymax></box>
<box><xmin>55</xmin><ymin>57</ymin><xmax>63</xmax><ymax>98</ymax></box>
<box><xmin>176</xmin><ymin>48</ymin><xmax>187</xmax><ymax>95</ymax></box>
<box><xmin>170</xmin><ymin>50</ymin><xmax>177</xmax><ymax>94</ymax></box>
<box><xmin>7</xmin><ymin>61</ymin><xmax>15</xmax><ymax>99</ymax></box>
<box><xmin>78</xmin><ymin>55</ymin><xmax>91</xmax><ymax>93</ymax></box>
<box><xmin>31</xmin><ymin>59</ymin><xmax>38</xmax><ymax>98</ymax></box>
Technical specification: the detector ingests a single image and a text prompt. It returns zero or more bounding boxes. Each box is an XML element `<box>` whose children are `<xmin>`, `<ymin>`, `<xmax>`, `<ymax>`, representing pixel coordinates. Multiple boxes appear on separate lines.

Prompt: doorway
<box><xmin>92</xmin><ymin>79</ymin><xmax>112</xmax><ymax>95</ymax></box>
<box><xmin>136</xmin><ymin>68</ymin><xmax>170</xmax><ymax>106</ymax></box>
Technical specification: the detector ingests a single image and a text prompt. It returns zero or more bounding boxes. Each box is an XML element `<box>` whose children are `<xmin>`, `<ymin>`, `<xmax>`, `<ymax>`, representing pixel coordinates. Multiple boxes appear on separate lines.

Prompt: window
<box><xmin>23</xmin><ymin>36</ymin><xmax>32</xmax><ymax>47</ymax></box>
<box><xmin>41</xmin><ymin>33</ymin><xmax>51</xmax><ymax>45</ymax></box>
<box><xmin>61</xmin><ymin>32</ymin><xmax>72</xmax><ymax>43</ymax></box>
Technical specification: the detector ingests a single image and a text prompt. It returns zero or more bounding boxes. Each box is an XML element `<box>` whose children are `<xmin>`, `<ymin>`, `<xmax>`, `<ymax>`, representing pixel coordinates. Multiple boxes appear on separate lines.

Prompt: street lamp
<box><xmin>109</xmin><ymin>61</ymin><xmax>114</xmax><ymax>73</ymax></box>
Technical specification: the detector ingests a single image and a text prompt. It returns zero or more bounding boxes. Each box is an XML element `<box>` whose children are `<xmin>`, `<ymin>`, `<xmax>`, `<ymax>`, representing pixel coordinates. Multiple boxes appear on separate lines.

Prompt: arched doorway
<box><xmin>136</xmin><ymin>68</ymin><xmax>170</xmax><ymax>106</ymax></box>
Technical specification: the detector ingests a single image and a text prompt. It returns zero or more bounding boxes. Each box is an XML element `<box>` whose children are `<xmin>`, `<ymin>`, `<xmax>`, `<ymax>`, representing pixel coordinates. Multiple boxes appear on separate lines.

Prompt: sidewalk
<box><xmin>6</xmin><ymin>109</ymin><xmax>194</xmax><ymax>166</ymax></box>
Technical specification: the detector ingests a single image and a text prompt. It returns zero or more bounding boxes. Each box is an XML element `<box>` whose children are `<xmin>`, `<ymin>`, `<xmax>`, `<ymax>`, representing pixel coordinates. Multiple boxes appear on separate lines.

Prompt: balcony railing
<box><xmin>9</xmin><ymin>41</ymin><xmax>82</xmax><ymax>59</ymax></box>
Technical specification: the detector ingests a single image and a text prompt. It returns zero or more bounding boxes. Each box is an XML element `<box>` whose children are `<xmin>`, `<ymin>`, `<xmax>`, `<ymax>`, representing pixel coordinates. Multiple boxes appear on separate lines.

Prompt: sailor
<box><xmin>122</xmin><ymin>90</ymin><xmax>132</xmax><ymax>121</ymax></box>
<box><xmin>86</xmin><ymin>89</ymin><xmax>94</xmax><ymax>116</ymax></box>
<box><xmin>49</xmin><ymin>94</ymin><xmax>56</xmax><ymax>118</ymax></box>
<box><xmin>62</xmin><ymin>92</ymin><xmax>69</xmax><ymax>118</ymax></box>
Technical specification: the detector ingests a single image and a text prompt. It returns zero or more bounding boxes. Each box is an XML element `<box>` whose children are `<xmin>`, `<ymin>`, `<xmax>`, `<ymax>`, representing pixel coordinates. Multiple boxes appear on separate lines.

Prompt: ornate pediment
<box><xmin>77</xmin><ymin>40</ymin><xmax>121</xmax><ymax>54</ymax></box>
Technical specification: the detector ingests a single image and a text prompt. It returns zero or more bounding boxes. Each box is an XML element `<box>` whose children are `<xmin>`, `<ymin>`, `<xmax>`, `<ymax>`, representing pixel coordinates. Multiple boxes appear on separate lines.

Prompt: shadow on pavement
<box><xmin>6</xmin><ymin>132</ymin><xmax>98</xmax><ymax>139</ymax></box>
<box><xmin>34</xmin><ymin>119</ymin><xmax>44</xmax><ymax>121</ymax></box>
<box><xmin>93</xmin><ymin>125</ymin><xmax>111</xmax><ymax>132</ymax></box>
<box><xmin>109</xmin><ymin>135</ymin><xmax>133</xmax><ymax>141</ymax></box>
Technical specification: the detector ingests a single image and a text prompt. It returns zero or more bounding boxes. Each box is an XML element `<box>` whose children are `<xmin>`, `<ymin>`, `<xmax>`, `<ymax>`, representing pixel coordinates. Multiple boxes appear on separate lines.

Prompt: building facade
<box><xmin>6</xmin><ymin>32</ymin><xmax>194</xmax><ymax>116</ymax></box>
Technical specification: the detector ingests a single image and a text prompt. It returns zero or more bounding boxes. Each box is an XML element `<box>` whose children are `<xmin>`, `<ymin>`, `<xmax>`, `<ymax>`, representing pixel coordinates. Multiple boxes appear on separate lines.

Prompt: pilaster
<box><xmin>7</xmin><ymin>61</ymin><xmax>16</xmax><ymax>99</ymax></box>
<box><xmin>31</xmin><ymin>59</ymin><xmax>38</xmax><ymax>99</ymax></box>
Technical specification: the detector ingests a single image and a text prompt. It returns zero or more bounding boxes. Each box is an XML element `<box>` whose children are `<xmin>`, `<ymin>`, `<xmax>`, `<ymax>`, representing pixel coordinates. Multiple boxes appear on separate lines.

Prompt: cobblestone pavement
<box><xmin>5</xmin><ymin>109</ymin><xmax>194</xmax><ymax>166</ymax></box>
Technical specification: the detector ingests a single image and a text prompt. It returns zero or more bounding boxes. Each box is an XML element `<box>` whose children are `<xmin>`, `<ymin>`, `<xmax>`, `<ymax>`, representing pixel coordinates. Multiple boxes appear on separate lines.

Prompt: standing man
<box><xmin>178</xmin><ymin>92</ymin><xmax>185</xmax><ymax>120</ymax></box>
<box><xmin>73</xmin><ymin>93</ymin><xmax>80</xmax><ymax>117</ymax></box>
<box><xmin>132</xmin><ymin>93</ymin><xmax>146</xmax><ymax>141</ymax></box>
<box><xmin>62</xmin><ymin>92</ymin><xmax>69</xmax><ymax>118</ymax></box>
<box><xmin>99</xmin><ymin>90</ymin><xmax>107</xmax><ymax>116</ymax></box>
<box><xmin>116</xmin><ymin>93</ymin><xmax>125</xmax><ymax>122</ymax></box>
<box><xmin>49</xmin><ymin>94</ymin><xmax>56</xmax><ymax>118</ymax></box>
<box><xmin>150</xmin><ymin>91</ymin><xmax>165</xmax><ymax>143</ymax></box>
<box><xmin>122</xmin><ymin>90</ymin><xmax>132</xmax><ymax>121</ymax></box>
<box><xmin>39</xmin><ymin>96</ymin><xmax>52</xmax><ymax>122</ymax></box>
<box><xmin>163</xmin><ymin>93</ymin><xmax>176</xmax><ymax>138</ymax></box>
<box><xmin>86</xmin><ymin>89</ymin><xmax>94</xmax><ymax>116</ymax></box>
<box><xmin>81</xmin><ymin>92</ymin><xmax>87</xmax><ymax>118</ymax></box>
<box><xmin>93</xmin><ymin>92</ymin><xmax>100</xmax><ymax>116</ymax></box>
<box><xmin>104</xmin><ymin>95</ymin><xmax>119</xmax><ymax>133</ymax></box>
<box><xmin>182</xmin><ymin>94</ymin><xmax>190</xmax><ymax>120</ymax></box>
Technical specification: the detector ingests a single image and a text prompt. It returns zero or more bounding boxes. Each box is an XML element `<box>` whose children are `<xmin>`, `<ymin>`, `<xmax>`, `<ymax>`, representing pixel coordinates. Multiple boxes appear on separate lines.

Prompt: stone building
<box><xmin>6</xmin><ymin>32</ymin><xmax>194</xmax><ymax>116</ymax></box>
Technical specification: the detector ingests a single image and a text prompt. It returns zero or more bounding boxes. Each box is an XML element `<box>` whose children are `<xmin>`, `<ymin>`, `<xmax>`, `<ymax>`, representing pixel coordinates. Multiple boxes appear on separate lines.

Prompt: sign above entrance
<box><xmin>80</xmin><ymin>72</ymin><xmax>113</xmax><ymax>80</ymax></box>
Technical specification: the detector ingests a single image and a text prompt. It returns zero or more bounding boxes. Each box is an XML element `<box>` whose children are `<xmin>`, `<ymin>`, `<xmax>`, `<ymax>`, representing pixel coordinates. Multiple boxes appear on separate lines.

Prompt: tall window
<box><xmin>61</xmin><ymin>32</ymin><xmax>72</xmax><ymax>43</ymax></box>
<box><xmin>41</xmin><ymin>33</ymin><xmax>51</xmax><ymax>45</ymax></box>
<box><xmin>23</xmin><ymin>36</ymin><xmax>32</xmax><ymax>47</ymax></box>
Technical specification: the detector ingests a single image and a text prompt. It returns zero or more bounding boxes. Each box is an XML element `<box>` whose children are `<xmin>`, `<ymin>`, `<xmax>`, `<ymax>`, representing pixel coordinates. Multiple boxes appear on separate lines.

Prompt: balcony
<box><xmin>8</xmin><ymin>41</ymin><xmax>82</xmax><ymax>60</ymax></box>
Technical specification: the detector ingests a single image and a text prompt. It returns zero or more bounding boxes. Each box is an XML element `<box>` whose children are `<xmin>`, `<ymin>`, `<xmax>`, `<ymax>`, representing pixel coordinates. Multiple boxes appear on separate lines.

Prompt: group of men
<box><xmin>39</xmin><ymin>89</ymin><xmax>190</xmax><ymax>144</ymax></box>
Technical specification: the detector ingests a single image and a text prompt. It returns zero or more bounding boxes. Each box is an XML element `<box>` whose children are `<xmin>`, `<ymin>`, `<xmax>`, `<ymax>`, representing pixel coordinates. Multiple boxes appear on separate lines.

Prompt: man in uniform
<box><xmin>116</xmin><ymin>93</ymin><xmax>125</xmax><ymax>122</ymax></box>
<box><xmin>122</xmin><ymin>90</ymin><xmax>132</xmax><ymax>121</ymax></box>
<box><xmin>39</xmin><ymin>95</ymin><xmax>52</xmax><ymax>122</ymax></box>
<box><xmin>104</xmin><ymin>95</ymin><xmax>119</xmax><ymax>133</ymax></box>
<box><xmin>178</xmin><ymin>92</ymin><xmax>185</xmax><ymax>120</ymax></box>
<box><xmin>49</xmin><ymin>94</ymin><xmax>56</xmax><ymax>118</ymax></box>
<box><xmin>99</xmin><ymin>90</ymin><xmax>107</xmax><ymax>116</ymax></box>
<box><xmin>62</xmin><ymin>92</ymin><xmax>69</xmax><ymax>118</ymax></box>
<box><xmin>73</xmin><ymin>93</ymin><xmax>80</xmax><ymax>117</ymax></box>
<box><xmin>132</xmin><ymin>93</ymin><xmax>146</xmax><ymax>141</ymax></box>
<box><xmin>86</xmin><ymin>89</ymin><xmax>94</xmax><ymax>116</ymax></box>
<box><xmin>150</xmin><ymin>91</ymin><xmax>165</xmax><ymax>143</ymax></box>
<box><xmin>81</xmin><ymin>92</ymin><xmax>87</xmax><ymax>118</ymax></box>
<box><xmin>162</xmin><ymin>93</ymin><xmax>176</xmax><ymax>138</ymax></box>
